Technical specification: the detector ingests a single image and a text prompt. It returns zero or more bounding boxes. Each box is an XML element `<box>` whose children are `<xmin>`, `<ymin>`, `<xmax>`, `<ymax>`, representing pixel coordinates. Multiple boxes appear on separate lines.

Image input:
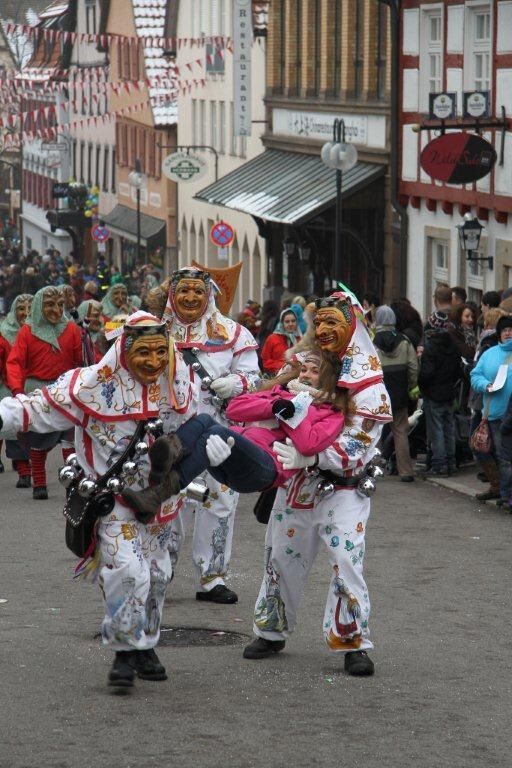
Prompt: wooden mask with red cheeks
<box><xmin>313</xmin><ymin>297</ymin><xmax>356</xmax><ymax>357</ymax></box>
<box><xmin>124</xmin><ymin>322</ymin><xmax>169</xmax><ymax>385</ymax></box>
<box><xmin>173</xmin><ymin>278</ymin><xmax>209</xmax><ymax>323</ymax></box>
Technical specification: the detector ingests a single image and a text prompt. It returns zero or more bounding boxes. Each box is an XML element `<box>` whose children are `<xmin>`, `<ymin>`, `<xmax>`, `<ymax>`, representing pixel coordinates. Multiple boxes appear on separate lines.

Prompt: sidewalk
<box><xmin>419</xmin><ymin>461</ymin><xmax>502</xmax><ymax>506</ymax></box>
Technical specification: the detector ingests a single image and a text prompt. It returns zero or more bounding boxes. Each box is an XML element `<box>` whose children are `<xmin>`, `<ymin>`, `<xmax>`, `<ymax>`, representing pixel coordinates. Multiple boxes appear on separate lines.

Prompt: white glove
<box><xmin>206</xmin><ymin>435</ymin><xmax>235</xmax><ymax>467</ymax></box>
<box><xmin>273</xmin><ymin>438</ymin><xmax>317</xmax><ymax>471</ymax></box>
<box><xmin>210</xmin><ymin>376</ymin><xmax>239</xmax><ymax>399</ymax></box>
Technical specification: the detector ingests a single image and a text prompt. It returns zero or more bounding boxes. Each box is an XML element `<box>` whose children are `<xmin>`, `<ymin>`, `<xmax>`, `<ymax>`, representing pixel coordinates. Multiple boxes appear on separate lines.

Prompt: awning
<box><xmin>195</xmin><ymin>149</ymin><xmax>386</xmax><ymax>225</ymax></box>
<box><xmin>102</xmin><ymin>204</ymin><xmax>166</xmax><ymax>248</ymax></box>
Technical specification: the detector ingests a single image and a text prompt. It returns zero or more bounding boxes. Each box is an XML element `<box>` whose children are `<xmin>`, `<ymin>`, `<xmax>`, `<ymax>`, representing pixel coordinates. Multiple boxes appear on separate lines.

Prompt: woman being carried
<box><xmin>121</xmin><ymin>350</ymin><xmax>347</xmax><ymax>521</ymax></box>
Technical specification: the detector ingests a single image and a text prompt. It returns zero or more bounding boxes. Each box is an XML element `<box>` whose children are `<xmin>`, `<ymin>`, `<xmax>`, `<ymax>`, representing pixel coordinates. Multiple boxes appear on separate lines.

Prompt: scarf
<box><xmin>0</xmin><ymin>293</ymin><xmax>32</xmax><ymax>345</ymax></box>
<box><xmin>25</xmin><ymin>286</ymin><xmax>69</xmax><ymax>350</ymax></box>
<box><xmin>273</xmin><ymin>308</ymin><xmax>302</xmax><ymax>347</ymax></box>
<box><xmin>101</xmin><ymin>284</ymin><xmax>133</xmax><ymax>321</ymax></box>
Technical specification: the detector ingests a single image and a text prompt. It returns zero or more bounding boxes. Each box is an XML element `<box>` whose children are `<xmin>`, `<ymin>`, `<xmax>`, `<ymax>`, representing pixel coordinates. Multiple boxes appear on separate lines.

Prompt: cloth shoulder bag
<box><xmin>469</xmin><ymin>402</ymin><xmax>491</xmax><ymax>455</ymax></box>
<box><xmin>63</xmin><ymin>421</ymin><xmax>147</xmax><ymax>557</ymax></box>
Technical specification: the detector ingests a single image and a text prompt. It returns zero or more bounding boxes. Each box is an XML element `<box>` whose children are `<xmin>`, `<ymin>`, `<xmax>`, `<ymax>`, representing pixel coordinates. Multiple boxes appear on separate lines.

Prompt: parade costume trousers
<box><xmin>98</xmin><ymin>513</ymin><xmax>173</xmax><ymax>651</ymax></box>
<box><xmin>252</xmin><ymin>488</ymin><xmax>373</xmax><ymax>653</ymax></box>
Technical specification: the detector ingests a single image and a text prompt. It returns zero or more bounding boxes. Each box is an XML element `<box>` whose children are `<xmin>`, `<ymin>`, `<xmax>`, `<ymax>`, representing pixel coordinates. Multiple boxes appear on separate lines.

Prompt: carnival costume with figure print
<box><xmin>153</xmin><ymin>267</ymin><xmax>260</xmax><ymax>596</ymax></box>
<box><xmin>0</xmin><ymin>311</ymin><xmax>195</xmax><ymax>655</ymax></box>
<box><xmin>251</xmin><ymin>290</ymin><xmax>392</xmax><ymax>657</ymax></box>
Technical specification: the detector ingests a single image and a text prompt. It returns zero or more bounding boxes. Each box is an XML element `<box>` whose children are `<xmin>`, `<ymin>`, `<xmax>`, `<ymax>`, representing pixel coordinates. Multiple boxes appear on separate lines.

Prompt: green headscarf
<box><xmin>101</xmin><ymin>283</ymin><xmax>131</xmax><ymax>320</ymax></box>
<box><xmin>25</xmin><ymin>286</ymin><xmax>69</xmax><ymax>350</ymax></box>
<box><xmin>273</xmin><ymin>307</ymin><xmax>302</xmax><ymax>346</ymax></box>
<box><xmin>0</xmin><ymin>294</ymin><xmax>33</xmax><ymax>345</ymax></box>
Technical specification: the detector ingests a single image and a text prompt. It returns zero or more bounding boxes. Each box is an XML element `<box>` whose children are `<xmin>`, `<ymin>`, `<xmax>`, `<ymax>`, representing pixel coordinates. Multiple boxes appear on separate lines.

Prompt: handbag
<box><xmin>469</xmin><ymin>403</ymin><xmax>491</xmax><ymax>455</ymax></box>
<box><xmin>63</xmin><ymin>421</ymin><xmax>147</xmax><ymax>558</ymax></box>
<box><xmin>253</xmin><ymin>486</ymin><xmax>278</xmax><ymax>525</ymax></box>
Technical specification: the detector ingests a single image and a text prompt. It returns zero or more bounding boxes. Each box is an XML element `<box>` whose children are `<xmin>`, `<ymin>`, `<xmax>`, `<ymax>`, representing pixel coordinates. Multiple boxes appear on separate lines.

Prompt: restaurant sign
<box><xmin>420</xmin><ymin>132</ymin><xmax>497</xmax><ymax>184</ymax></box>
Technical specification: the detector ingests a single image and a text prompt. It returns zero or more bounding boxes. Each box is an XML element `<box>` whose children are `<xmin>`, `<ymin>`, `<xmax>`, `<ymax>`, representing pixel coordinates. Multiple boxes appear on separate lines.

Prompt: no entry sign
<box><xmin>210</xmin><ymin>220</ymin><xmax>235</xmax><ymax>248</ymax></box>
<box><xmin>420</xmin><ymin>132</ymin><xmax>497</xmax><ymax>184</ymax></box>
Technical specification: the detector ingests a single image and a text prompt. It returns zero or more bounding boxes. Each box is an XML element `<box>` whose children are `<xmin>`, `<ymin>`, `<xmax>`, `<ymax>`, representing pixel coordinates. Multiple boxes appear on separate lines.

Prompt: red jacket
<box><xmin>0</xmin><ymin>335</ymin><xmax>11</xmax><ymax>387</ymax></box>
<box><xmin>6</xmin><ymin>322</ymin><xmax>83</xmax><ymax>395</ymax></box>
<box><xmin>261</xmin><ymin>333</ymin><xmax>294</xmax><ymax>374</ymax></box>
<box><xmin>226</xmin><ymin>386</ymin><xmax>344</xmax><ymax>487</ymax></box>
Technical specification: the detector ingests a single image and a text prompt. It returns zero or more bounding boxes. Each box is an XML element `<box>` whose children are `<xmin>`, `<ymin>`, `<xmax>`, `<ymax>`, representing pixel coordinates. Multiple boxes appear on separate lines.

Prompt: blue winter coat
<box><xmin>470</xmin><ymin>339</ymin><xmax>512</xmax><ymax>421</ymax></box>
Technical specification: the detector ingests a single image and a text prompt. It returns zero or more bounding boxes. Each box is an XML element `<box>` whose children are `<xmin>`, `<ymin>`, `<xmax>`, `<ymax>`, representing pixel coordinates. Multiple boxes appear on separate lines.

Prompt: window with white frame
<box><xmin>420</xmin><ymin>8</ymin><xmax>443</xmax><ymax>111</ymax></box>
<box><xmin>429</xmin><ymin>236</ymin><xmax>449</xmax><ymax>294</ymax></box>
<box><xmin>210</xmin><ymin>102</ymin><xmax>217</xmax><ymax>150</ymax></box>
<box><xmin>466</xmin><ymin>5</ymin><xmax>491</xmax><ymax>91</ymax></box>
<box><xmin>85</xmin><ymin>0</ymin><xmax>97</xmax><ymax>35</ymax></box>
<box><xmin>200</xmin><ymin>100</ymin><xmax>206</xmax><ymax>145</ymax></box>
<box><xmin>219</xmin><ymin>101</ymin><xmax>226</xmax><ymax>154</ymax></box>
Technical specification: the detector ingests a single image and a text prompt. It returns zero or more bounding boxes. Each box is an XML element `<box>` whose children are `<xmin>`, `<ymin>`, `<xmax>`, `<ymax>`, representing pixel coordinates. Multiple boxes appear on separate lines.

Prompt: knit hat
<box><xmin>496</xmin><ymin>314</ymin><xmax>512</xmax><ymax>339</ymax></box>
<box><xmin>428</xmin><ymin>310</ymin><xmax>449</xmax><ymax>329</ymax></box>
<box><xmin>374</xmin><ymin>305</ymin><xmax>396</xmax><ymax>327</ymax></box>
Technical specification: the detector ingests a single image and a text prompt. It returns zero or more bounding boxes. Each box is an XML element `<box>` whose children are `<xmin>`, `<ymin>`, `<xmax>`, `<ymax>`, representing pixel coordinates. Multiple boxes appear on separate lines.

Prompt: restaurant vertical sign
<box><xmin>233</xmin><ymin>0</ymin><xmax>252</xmax><ymax>136</ymax></box>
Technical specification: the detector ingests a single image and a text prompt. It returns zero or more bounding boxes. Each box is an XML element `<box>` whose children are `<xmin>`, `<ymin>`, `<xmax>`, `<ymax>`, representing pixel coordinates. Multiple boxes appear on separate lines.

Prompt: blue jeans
<box><xmin>488</xmin><ymin>419</ymin><xmax>512</xmax><ymax>501</ymax></box>
<box><xmin>423</xmin><ymin>399</ymin><xmax>456</xmax><ymax>471</ymax></box>
<box><xmin>175</xmin><ymin>414</ymin><xmax>277</xmax><ymax>492</ymax></box>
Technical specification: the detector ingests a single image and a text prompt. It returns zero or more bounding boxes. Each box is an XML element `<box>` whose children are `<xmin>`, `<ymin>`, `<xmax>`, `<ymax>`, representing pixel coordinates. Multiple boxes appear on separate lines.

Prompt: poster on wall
<box><xmin>233</xmin><ymin>0</ymin><xmax>252</xmax><ymax>136</ymax></box>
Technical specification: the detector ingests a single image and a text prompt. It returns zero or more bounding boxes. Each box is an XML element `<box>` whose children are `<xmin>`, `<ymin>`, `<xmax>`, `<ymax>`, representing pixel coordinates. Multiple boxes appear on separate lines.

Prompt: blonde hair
<box><xmin>485</xmin><ymin>307</ymin><xmax>506</xmax><ymax>330</ymax></box>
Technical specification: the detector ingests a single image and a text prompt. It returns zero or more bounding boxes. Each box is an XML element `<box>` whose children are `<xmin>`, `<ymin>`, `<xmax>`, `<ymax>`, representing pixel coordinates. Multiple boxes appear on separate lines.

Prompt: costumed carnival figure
<box><xmin>101</xmin><ymin>283</ymin><xmax>135</xmax><ymax>323</ymax></box>
<box><xmin>0</xmin><ymin>311</ymin><xmax>195</xmax><ymax>687</ymax></box>
<box><xmin>5</xmin><ymin>286</ymin><xmax>83</xmax><ymax>499</ymax></box>
<box><xmin>0</xmin><ymin>293</ymin><xmax>33</xmax><ymax>485</ymax></box>
<box><xmin>242</xmin><ymin>290</ymin><xmax>393</xmax><ymax>676</ymax></box>
<box><xmin>147</xmin><ymin>267</ymin><xmax>260</xmax><ymax>604</ymax></box>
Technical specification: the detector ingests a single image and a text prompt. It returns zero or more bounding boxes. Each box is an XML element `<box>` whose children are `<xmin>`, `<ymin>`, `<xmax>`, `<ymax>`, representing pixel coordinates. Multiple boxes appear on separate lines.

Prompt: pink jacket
<box><xmin>225</xmin><ymin>386</ymin><xmax>345</xmax><ymax>487</ymax></box>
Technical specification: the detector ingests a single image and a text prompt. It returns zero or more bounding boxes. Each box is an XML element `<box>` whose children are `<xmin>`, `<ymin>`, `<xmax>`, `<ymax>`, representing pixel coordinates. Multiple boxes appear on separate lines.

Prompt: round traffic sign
<box><xmin>210</xmin><ymin>221</ymin><xmax>235</xmax><ymax>248</ymax></box>
<box><xmin>91</xmin><ymin>224</ymin><xmax>110</xmax><ymax>243</ymax></box>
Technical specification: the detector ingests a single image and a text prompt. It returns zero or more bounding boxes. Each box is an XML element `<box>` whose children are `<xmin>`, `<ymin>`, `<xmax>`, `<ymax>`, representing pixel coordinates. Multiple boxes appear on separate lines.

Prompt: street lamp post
<box><xmin>456</xmin><ymin>213</ymin><xmax>493</xmax><ymax>270</ymax></box>
<box><xmin>321</xmin><ymin>119</ymin><xmax>358</xmax><ymax>285</ymax></box>
<box><xmin>128</xmin><ymin>158</ymin><xmax>146</xmax><ymax>267</ymax></box>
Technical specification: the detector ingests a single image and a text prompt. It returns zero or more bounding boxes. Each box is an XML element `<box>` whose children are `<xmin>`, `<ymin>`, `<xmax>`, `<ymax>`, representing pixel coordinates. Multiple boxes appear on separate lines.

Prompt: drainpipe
<box><xmin>379</xmin><ymin>0</ymin><xmax>409</xmax><ymax>297</ymax></box>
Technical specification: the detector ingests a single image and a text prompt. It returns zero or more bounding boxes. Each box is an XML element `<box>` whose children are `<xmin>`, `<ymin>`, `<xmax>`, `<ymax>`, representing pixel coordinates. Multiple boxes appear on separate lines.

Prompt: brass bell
<box><xmin>357</xmin><ymin>476</ymin><xmax>376</xmax><ymax>498</ymax></box>
<box><xmin>135</xmin><ymin>441</ymin><xmax>148</xmax><ymax>456</ymax></box>
<box><xmin>65</xmin><ymin>452</ymin><xmax>79</xmax><ymax>467</ymax></box>
<box><xmin>146</xmin><ymin>418</ymin><xmax>163</xmax><ymax>435</ymax></box>
<box><xmin>191</xmin><ymin>347</ymin><xmax>200</xmax><ymax>355</ymax></box>
<box><xmin>122</xmin><ymin>460</ymin><xmax>138</xmax><ymax>476</ymax></box>
<box><xmin>316</xmin><ymin>480</ymin><xmax>335</xmax><ymax>500</ymax></box>
<box><xmin>185</xmin><ymin>479</ymin><xmax>209</xmax><ymax>503</ymax></box>
<box><xmin>106</xmin><ymin>476</ymin><xmax>124</xmax><ymax>493</ymax></box>
<box><xmin>201</xmin><ymin>376</ymin><xmax>213</xmax><ymax>390</ymax></box>
<box><xmin>211</xmin><ymin>396</ymin><xmax>223</xmax><ymax>408</ymax></box>
<box><xmin>366</xmin><ymin>464</ymin><xmax>384</xmax><ymax>479</ymax></box>
<box><xmin>77</xmin><ymin>478</ymin><xmax>98</xmax><ymax>498</ymax></box>
<box><xmin>191</xmin><ymin>362</ymin><xmax>202</xmax><ymax>372</ymax></box>
<box><xmin>58</xmin><ymin>465</ymin><xmax>78</xmax><ymax>488</ymax></box>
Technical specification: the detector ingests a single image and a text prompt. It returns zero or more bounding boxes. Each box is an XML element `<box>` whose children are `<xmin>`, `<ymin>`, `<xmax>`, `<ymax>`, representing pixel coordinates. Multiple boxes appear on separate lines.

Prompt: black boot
<box><xmin>134</xmin><ymin>649</ymin><xmax>167</xmax><ymax>681</ymax></box>
<box><xmin>344</xmin><ymin>650</ymin><xmax>375</xmax><ymax>677</ymax></box>
<box><xmin>32</xmin><ymin>486</ymin><xmax>48</xmax><ymax>500</ymax></box>
<box><xmin>122</xmin><ymin>469</ymin><xmax>182</xmax><ymax>524</ymax></box>
<box><xmin>196</xmin><ymin>585</ymin><xmax>238</xmax><ymax>604</ymax></box>
<box><xmin>16</xmin><ymin>476</ymin><xmax>31</xmax><ymax>488</ymax></box>
<box><xmin>108</xmin><ymin>651</ymin><xmax>136</xmax><ymax>687</ymax></box>
<box><xmin>148</xmin><ymin>433</ymin><xmax>186</xmax><ymax>483</ymax></box>
<box><xmin>243</xmin><ymin>637</ymin><xmax>285</xmax><ymax>659</ymax></box>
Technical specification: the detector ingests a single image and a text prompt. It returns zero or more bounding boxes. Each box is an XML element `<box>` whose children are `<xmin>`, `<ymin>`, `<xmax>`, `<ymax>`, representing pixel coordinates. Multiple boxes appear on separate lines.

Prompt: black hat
<box><xmin>496</xmin><ymin>314</ymin><xmax>512</xmax><ymax>338</ymax></box>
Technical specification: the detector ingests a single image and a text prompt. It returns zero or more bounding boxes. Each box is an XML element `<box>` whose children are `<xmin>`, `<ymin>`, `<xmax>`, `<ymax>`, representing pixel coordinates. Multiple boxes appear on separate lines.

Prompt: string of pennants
<box><xmin>3</xmin><ymin>22</ymin><xmax>235</xmax><ymax>51</ymax></box>
<box><xmin>0</xmin><ymin>82</ymin><xmax>207</xmax><ymax>141</ymax></box>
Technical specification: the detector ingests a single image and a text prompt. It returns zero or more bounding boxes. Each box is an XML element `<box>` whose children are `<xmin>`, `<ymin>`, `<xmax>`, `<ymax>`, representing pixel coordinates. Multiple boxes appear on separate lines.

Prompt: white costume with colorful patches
<box><xmin>162</xmin><ymin>274</ymin><xmax>260</xmax><ymax>592</ymax></box>
<box><xmin>252</xmin><ymin>298</ymin><xmax>392</xmax><ymax>653</ymax></box>
<box><xmin>0</xmin><ymin>317</ymin><xmax>195</xmax><ymax>652</ymax></box>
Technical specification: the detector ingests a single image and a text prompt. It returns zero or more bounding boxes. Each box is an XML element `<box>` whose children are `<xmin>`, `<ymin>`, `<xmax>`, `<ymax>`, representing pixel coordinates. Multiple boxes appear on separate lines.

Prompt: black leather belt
<box><xmin>317</xmin><ymin>469</ymin><xmax>359</xmax><ymax>488</ymax></box>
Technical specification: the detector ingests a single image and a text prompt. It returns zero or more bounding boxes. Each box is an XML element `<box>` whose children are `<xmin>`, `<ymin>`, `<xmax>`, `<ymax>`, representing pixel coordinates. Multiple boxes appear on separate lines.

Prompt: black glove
<box><xmin>272</xmin><ymin>398</ymin><xmax>295</xmax><ymax>420</ymax></box>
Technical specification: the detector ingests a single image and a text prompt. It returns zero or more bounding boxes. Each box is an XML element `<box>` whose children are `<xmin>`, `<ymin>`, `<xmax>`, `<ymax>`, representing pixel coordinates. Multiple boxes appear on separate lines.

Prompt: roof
<box><xmin>195</xmin><ymin>150</ymin><xmax>386</xmax><ymax>225</ymax></box>
<box><xmin>102</xmin><ymin>204</ymin><xmax>166</xmax><ymax>246</ymax></box>
<box><xmin>132</xmin><ymin>0</ymin><xmax>177</xmax><ymax>126</ymax></box>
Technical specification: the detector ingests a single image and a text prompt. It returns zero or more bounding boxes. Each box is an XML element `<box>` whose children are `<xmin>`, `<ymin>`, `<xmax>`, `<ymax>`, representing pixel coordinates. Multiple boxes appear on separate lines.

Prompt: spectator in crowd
<box><xmin>257</xmin><ymin>300</ymin><xmax>280</xmax><ymax>367</ymax></box>
<box><xmin>261</xmin><ymin>308</ymin><xmax>302</xmax><ymax>374</ymax></box>
<box><xmin>481</xmin><ymin>291</ymin><xmax>501</xmax><ymax>317</ymax></box>
<box><xmin>83</xmin><ymin>280</ymin><xmax>99</xmax><ymax>301</ymax></box>
<box><xmin>451</xmin><ymin>286</ymin><xmax>467</xmax><ymax>307</ymax></box>
<box><xmin>470</xmin><ymin>314</ymin><xmax>512</xmax><ymax>509</ymax></box>
<box><xmin>22</xmin><ymin>266</ymin><xmax>44</xmax><ymax>295</ymax></box>
<box><xmin>469</xmin><ymin>308</ymin><xmax>506</xmax><ymax>501</ymax></box>
<box><xmin>109</xmin><ymin>264</ymin><xmax>124</xmax><ymax>286</ymax></box>
<box><xmin>449</xmin><ymin>302</ymin><xmax>478</xmax><ymax>361</ymax></box>
<box><xmin>391</xmin><ymin>298</ymin><xmax>424</xmax><ymax>351</ymax></box>
<box><xmin>419</xmin><ymin>310</ymin><xmax>462</xmax><ymax>476</ymax></box>
<box><xmin>362</xmin><ymin>291</ymin><xmax>381</xmax><ymax>330</ymax></box>
<box><xmin>373</xmin><ymin>306</ymin><xmax>418</xmax><ymax>483</ymax></box>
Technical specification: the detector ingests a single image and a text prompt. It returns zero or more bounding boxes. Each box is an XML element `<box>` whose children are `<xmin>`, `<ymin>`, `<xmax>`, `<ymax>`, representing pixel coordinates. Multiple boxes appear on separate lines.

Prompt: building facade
<box><xmin>399</xmin><ymin>0</ymin><xmax>512</xmax><ymax>317</ymax></box>
<box><xmin>102</xmin><ymin>0</ymin><xmax>178</xmax><ymax>276</ymax></box>
<box><xmin>197</xmin><ymin>0</ymin><xmax>394</xmax><ymax>302</ymax></box>
<box><xmin>175</xmin><ymin>0</ymin><xmax>267</xmax><ymax>313</ymax></box>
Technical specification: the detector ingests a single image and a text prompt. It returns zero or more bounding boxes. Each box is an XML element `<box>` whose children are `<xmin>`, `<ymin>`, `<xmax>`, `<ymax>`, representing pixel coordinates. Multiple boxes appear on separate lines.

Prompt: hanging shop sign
<box><xmin>91</xmin><ymin>224</ymin><xmax>110</xmax><ymax>243</ymax></box>
<box><xmin>463</xmin><ymin>91</ymin><xmax>490</xmax><ymax>119</ymax></box>
<box><xmin>233</xmin><ymin>0</ymin><xmax>252</xmax><ymax>136</ymax></box>
<box><xmin>429</xmin><ymin>92</ymin><xmax>457</xmax><ymax>120</ymax></box>
<box><xmin>162</xmin><ymin>152</ymin><xmax>207</xmax><ymax>183</ymax></box>
<box><xmin>420</xmin><ymin>132</ymin><xmax>497</xmax><ymax>184</ymax></box>
<box><xmin>210</xmin><ymin>220</ymin><xmax>235</xmax><ymax>248</ymax></box>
